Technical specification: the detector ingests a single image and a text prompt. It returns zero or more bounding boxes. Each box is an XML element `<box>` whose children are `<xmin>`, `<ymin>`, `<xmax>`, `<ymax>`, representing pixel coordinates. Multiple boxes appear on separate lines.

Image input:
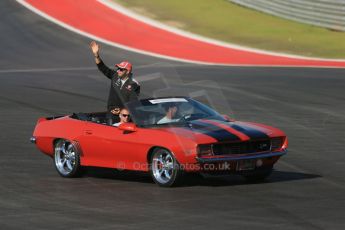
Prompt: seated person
<box><xmin>157</xmin><ymin>103</ymin><xmax>180</xmax><ymax>124</ymax></box>
<box><xmin>113</xmin><ymin>108</ymin><xmax>131</xmax><ymax>126</ymax></box>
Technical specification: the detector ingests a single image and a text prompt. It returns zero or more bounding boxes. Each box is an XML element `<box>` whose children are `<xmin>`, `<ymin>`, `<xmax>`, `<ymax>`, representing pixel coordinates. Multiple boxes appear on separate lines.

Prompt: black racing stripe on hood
<box><xmin>227</xmin><ymin>123</ymin><xmax>269</xmax><ymax>140</ymax></box>
<box><xmin>187</xmin><ymin>120</ymin><xmax>241</xmax><ymax>142</ymax></box>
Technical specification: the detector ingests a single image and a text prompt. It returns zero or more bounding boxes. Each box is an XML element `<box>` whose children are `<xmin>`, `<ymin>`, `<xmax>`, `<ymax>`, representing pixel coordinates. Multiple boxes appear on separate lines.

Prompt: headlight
<box><xmin>271</xmin><ymin>137</ymin><xmax>287</xmax><ymax>151</ymax></box>
<box><xmin>197</xmin><ymin>144</ymin><xmax>213</xmax><ymax>157</ymax></box>
<box><xmin>282</xmin><ymin>137</ymin><xmax>288</xmax><ymax>149</ymax></box>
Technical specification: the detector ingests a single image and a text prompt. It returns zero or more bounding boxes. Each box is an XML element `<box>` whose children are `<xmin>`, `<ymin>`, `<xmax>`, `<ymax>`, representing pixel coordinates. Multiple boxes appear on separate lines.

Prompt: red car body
<box><xmin>31</xmin><ymin>97</ymin><xmax>288</xmax><ymax>186</ymax></box>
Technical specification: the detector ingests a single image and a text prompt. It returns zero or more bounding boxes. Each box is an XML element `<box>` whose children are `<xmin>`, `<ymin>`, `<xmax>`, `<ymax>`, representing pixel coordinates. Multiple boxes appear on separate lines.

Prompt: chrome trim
<box><xmin>30</xmin><ymin>137</ymin><xmax>36</xmax><ymax>144</ymax></box>
<box><xmin>196</xmin><ymin>149</ymin><xmax>287</xmax><ymax>163</ymax></box>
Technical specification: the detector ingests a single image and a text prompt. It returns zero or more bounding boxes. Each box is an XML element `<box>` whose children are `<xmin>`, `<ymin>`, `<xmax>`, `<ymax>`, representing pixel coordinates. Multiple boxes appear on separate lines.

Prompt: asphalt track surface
<box><xmin>1</xmin><ymin>1</ymin><xmax>345</xmax><ymax>229</ymax></box>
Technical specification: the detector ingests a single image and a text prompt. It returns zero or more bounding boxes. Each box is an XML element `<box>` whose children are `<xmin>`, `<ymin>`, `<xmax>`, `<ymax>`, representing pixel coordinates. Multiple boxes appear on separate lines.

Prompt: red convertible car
<box><xmin>31</xmin><ymin>97</ymin><xmax>288</xmax><ymax>187</ymax></box>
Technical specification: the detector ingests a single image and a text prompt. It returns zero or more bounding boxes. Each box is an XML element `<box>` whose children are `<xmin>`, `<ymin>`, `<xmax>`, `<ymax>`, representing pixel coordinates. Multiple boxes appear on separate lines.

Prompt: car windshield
<box><xmin>125</xmin><ymin>97</ymin><xmax>227</xmax><ymax>127</ymax></box>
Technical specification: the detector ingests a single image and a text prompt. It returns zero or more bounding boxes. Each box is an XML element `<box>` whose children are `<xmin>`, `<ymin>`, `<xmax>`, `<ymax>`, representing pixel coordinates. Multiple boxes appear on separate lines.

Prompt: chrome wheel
<box><xmin>54</xmin><ymin>139</ymin><xmax>81</xmax><ymax>177</ymax></box>
<box><xmin>150</xmin><ymin>148</ymin><xmax>183</xmax><ymax>187</ymax></box>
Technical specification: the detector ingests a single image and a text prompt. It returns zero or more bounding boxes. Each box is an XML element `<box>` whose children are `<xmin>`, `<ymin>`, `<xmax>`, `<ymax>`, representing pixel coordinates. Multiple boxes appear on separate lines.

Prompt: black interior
<box><xmin>70</xmin><ymin>112</ymin><xmax>117</xmax><ymax>125</ymax></box>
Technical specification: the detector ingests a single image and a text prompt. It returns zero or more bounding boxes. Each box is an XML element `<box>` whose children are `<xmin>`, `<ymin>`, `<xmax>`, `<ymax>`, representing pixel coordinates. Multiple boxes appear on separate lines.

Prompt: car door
<box><xmin>78</xmin><ymin>122</ymin><xmax>147</xmax><ymax>170</ymax></box>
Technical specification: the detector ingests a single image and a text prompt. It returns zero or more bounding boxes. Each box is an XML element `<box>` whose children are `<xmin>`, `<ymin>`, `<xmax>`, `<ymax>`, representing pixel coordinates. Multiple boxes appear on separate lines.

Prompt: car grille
<box><xmin>212</xmin><ymin>140</ymin><xmax>271</xmax><ymax>155</ymax></box>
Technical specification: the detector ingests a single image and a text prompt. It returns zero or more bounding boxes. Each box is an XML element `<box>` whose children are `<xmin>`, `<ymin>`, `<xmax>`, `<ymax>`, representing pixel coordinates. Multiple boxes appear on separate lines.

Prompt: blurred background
<box><xmin>0</xmin><ymin>1</ymin><xmax>344</xmax><ymax>229</ymax></box>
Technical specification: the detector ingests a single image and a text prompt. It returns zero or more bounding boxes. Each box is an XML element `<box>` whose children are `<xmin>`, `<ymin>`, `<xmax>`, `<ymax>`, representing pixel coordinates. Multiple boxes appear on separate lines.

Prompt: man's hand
<box><xmin>90</xmin><ymin>41</ymin><xmax>100</xmax><ymax>57</ymax></box>
<box><xmin>111</xmin><ymin>108</ymin><xmax>120</xmax><ymax>115</ymax></box>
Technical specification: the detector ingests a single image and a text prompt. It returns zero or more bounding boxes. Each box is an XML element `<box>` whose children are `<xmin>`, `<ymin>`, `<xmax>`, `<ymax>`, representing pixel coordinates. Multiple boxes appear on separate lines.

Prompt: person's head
<box><xmin>119</xmin><ymin>108</ymin><xmax>130</xmax><ymax>123</ymax></box>
<box><xmin>115</xmin><ymin>61</ymin><xmax>132</xmax><ymax>79</ymax></box>
<box><xmin>163</xmin><ymin>103</ymin><xmax>178</xmax><ymax>118</ymax></box>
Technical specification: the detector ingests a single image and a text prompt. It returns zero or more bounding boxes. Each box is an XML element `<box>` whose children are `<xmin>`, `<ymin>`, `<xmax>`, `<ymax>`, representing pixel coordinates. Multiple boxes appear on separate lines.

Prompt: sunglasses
<box><xmin>120</xmin><ymin>114</ymin><xmax>130</xmax><ymax>118</ymax></box>
<box><xmin>117</xmin><ymin>68</ymin><xmax>126</xmax><ymax>72</ymax></box>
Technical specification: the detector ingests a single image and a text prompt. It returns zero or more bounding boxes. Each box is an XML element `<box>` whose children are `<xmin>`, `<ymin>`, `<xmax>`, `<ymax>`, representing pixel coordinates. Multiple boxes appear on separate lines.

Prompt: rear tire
<box><xmin>149</xmin><ymin>148</ymin><xmax>183</xmax><ymax>187</ymax></box>
<box><xmin>54</xmin><ymin>139</ymin><xmax>83</xmax><ymax>178</ymax></box>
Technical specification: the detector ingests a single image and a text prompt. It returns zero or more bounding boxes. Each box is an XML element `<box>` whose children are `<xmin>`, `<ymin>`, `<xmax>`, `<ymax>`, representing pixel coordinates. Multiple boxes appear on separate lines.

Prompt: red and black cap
<box><xmin>115</xmin><ymin>61</ymin><xmax>132</xmax><ymax>73</ymax></box>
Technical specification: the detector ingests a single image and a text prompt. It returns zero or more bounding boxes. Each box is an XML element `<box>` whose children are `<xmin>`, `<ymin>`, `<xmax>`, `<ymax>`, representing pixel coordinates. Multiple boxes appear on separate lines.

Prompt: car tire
<box><xmin>54</xmin><ymin>139</ymin><xmax>83</xmax><ymax>178</ymax></box>
<box><xmin>243</xmin><ymin>166</ymin><xmax>273</xmax><ymax>183</ymax></box>
<box><xmin>149</xmin><ymin>148</ymin><xmax>183</xmax><ymax>187</ymax></box>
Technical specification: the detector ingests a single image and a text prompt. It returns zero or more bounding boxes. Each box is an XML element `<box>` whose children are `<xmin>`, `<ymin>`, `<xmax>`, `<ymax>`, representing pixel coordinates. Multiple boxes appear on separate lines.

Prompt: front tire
<box><xmin>54</xmin><ymin>139</ymin><xmax>83</xmax><ymax>178</ymax></box>
<box><xmin>149</xmin><ymin>148</ymin><xmax>183</xmax><ymax>187</ymax></box>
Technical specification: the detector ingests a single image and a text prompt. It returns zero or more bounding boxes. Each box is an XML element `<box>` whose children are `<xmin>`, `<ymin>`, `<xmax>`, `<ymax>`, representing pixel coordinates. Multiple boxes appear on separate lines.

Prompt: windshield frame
<box><xmin>125</xmin><ymin>97</ymin><xmax>227</xmax><ymax>127</ymax></box>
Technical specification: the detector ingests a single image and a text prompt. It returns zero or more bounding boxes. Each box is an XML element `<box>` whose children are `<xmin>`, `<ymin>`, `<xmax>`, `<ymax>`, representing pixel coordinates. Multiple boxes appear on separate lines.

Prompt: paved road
<box><xmin>1</xmin><ymin>1</ymin><xmax>344</xmax><ymax>229</ymax></box>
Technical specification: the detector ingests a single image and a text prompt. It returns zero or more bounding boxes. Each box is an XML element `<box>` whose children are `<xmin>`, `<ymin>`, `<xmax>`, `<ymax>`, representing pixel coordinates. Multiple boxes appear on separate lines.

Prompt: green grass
<box><xmin>113</xmin><ymin>0</ymin><xmax>345</xmax><ymax>59</ymax></box>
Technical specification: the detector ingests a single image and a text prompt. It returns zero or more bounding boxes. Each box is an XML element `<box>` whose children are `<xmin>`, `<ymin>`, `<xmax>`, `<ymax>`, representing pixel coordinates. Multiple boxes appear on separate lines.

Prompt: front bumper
<box><xmin>196</xmin><ymin>149</ymin><xmax>287</xmax><ymax>164</ymax></box>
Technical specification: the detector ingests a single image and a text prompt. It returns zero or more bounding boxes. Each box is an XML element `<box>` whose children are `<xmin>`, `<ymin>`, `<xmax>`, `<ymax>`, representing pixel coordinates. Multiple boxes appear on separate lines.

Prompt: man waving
<box><xmin>90</xmin><ymin>41</ymin><xmax>140</xmax><ymax>122</ymax></box>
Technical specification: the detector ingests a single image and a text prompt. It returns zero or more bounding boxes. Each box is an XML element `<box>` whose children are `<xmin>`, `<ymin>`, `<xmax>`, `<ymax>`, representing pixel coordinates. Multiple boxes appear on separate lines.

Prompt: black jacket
<box><xmin>97</xmin><ymin>60</ymin><xmax>140</xmax><ymax>109</ymax></box>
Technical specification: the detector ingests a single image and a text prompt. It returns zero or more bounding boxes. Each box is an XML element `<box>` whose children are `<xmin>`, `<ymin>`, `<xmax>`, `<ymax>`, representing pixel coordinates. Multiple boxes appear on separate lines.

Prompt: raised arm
<box><xmin>89</xmin><ymin>41</ymin><xmax>116</xmax><ymax>79</ymax></box>
<box><xmin>90</xmin><ymin>40</ymin><xmax>101</xmax><ymax>64</ymax></box>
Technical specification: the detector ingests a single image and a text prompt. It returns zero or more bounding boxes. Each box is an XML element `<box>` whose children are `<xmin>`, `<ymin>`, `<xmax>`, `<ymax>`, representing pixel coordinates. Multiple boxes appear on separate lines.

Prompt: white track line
<box><xmin>15</xmin><ymin>0</ymin><xmax>220</xmax><ymax>66</ymax></box>
<box><xmin>0</xmin><ymin>67</ymin><xmax>96</xmax><ymax>74</ymax></box>
<box><xmin>16</xmin><ymin>0</ymin><xmax>345</xmax><ymax>68</ymax></box>
<box><xmin>99</xmin><ymin>0</ymin><xmax>345</xmax><ymax>62</ymax></box>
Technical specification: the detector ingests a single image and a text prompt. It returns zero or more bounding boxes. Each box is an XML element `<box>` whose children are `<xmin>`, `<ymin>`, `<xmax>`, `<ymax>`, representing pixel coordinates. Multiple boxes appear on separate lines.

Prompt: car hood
<box><xmin>158</xmin><ymin>119</ymin><xmax>284</xmax><ymax>144</ymax></box>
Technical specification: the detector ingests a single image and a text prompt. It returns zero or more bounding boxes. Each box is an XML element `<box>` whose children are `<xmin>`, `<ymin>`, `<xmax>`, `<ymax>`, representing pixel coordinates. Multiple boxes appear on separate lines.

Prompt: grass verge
<box><xmin>113</xmin><ymin>0</ymin><xmax>345</xmax><ymax>59</ymax></box>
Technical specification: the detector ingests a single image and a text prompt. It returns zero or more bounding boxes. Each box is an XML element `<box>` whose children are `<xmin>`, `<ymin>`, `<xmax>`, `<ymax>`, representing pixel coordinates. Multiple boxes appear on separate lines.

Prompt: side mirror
<box><xmin>222</xmin><ymin>114</ymin><xmax>235</xmax><ymax>122</ymax></box>
<box><xmin>118</xmin><ymin>123</ymin><xmax>137</xmax><ymax>132</ymax></box>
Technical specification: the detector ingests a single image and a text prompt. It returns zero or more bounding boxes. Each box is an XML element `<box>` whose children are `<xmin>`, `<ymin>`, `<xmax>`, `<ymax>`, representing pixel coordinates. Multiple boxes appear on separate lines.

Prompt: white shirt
<box><xmin>157</xmin><ymin>116</ymin><xmax>179</xmax><ymax>124</ymax></box>
<box><xmin>120</xmin><ymin>78</ymin><xmax>128</xmax><ymax>89</ymax></box>
<box><xmin>113</xmin><ymin>122</ymin><xmax>122</xmax><ymax>127</ymax></box>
